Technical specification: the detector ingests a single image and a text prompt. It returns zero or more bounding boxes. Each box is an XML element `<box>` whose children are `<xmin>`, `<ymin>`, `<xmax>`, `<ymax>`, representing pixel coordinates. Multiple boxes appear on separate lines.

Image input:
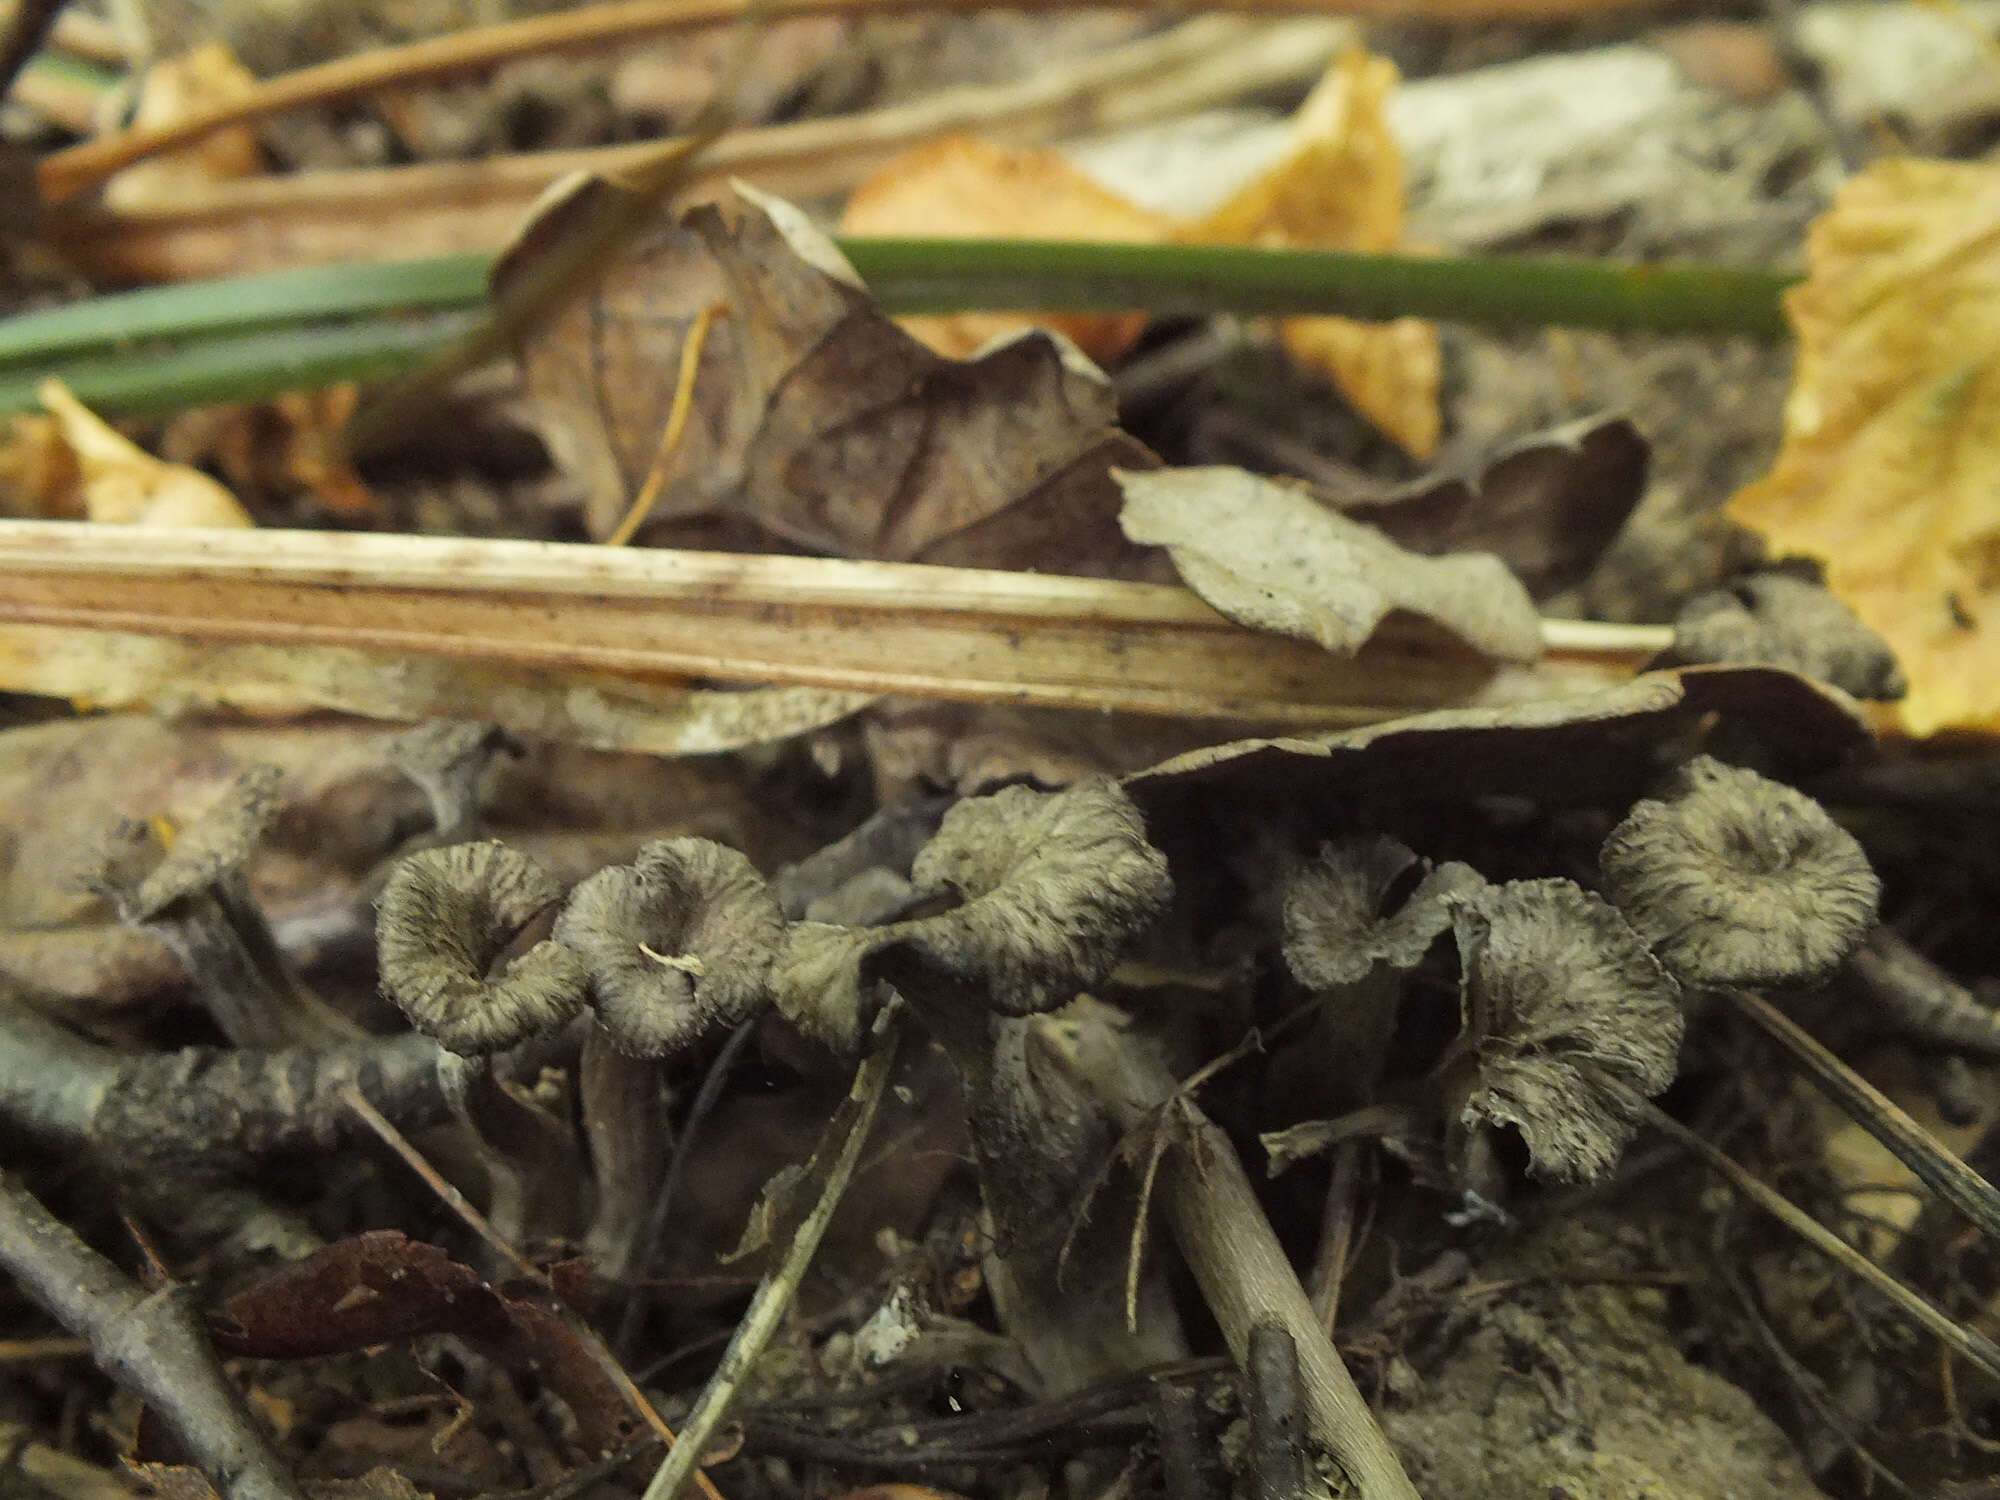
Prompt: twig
<box><xmin>0</xmin><ymin>1171</ymin><xmax>305</xmax><ymax>1500</ymax></box>
<box><xmin>639</xmin><ymin>1021</ymin><xmax>901</xmax><ymax>1500</ymax></box>
<box><xmin>339</xmin><ymin>1087</ymin><xmax>729</xmax><ymax>1500</ymax></box>
<box><xmin>0</xmin><ymin>520</ymin><xmax>1668</xmax><ymax>725</ymax></box>
<box><xmin>33</xmin><ymin>0</ymin><xmax>1675</xmax><ymax>202</ymax></box>
<box><xmin>0</xmin><ymin>1002</ymin><xmax>449</xmax><ymax>1172</ymax></box>
<box><xmin>42</xmin><ymin>19</ymin><xmax>1352</xmax><ymax>282</ymax></box>
<box><xmin>1055</xmin><ymin>1019</ymin><xmax>1421</xmax><ymax>1500</ymax></box>
<box><xmin>1306</xmin><ymin>1142</ymin><xmax>1364</xmax><ymax>1334</ymax></box>
<box><xmin>1717</xmin><ymin>987</ymin><xmax>2000</xmax><ymax>1251</ymax></box>
<box><xmin>606</xmin><ymin>302</ymin><xmax>723</xmax><ymax>547</ymax></box>
<box><xmin>1246</xmin><ymin>1324</ymin><xmax>1308</xmax><ymax>1500</ymax></box>
<box><xmin>1640</xmin><ymin>1102</ymin><xmax>2000</xmax><ymax>1384</ymax></box>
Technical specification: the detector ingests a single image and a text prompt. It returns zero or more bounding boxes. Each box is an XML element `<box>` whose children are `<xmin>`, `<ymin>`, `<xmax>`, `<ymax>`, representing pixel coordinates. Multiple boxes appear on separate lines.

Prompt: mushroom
<box><xmin>1440</xmin><ymin>878</ymin><xmax>1684</xmax><ymax>1187</ymax></box>
<box><xmin>771</xmin><ymin>778</ymin><xmax>1182</xmax><ymax>1393</ymax></box>
<box><xmin>1283</xmin><ymin>836</ymin><xmax>1484</xmax><ymax>991</ymax></box>
<box><xmin>376</xmin><ymin>841</ymin><xmax>590</xmax><ymax>1247</ymax></box>
<box><xmin>376</xmin><ymin>842</ymin><xmax>587</xmax><ymax>1054</ymax></box>
<box><xmin>1597</xmin><ymin>756</ymin><xmax>1880</xmax><ymax>989</ymax></box>
<box><xmin>384</xmin><ymin>720</ymin><xmax>523</xmax><ymax>848</ymax></box>
<box><xmin>552</xmin><ymin>838</ymin><xmax>787</xmax><ymax>1284</ymax></box>
<box><xmin>1663</xmin><ymin>569</ymin><xmax>1905</xmax><ymax>701</ymax></box>
<box><xmin>97</xmin><ymin>765</ymin><xmax>361</xmax><ymax>1049</ymax></box>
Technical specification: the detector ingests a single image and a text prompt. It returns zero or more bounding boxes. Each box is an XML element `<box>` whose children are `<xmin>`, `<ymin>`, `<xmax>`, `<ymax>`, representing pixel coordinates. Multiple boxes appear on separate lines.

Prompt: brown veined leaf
<box><xmin>1727</xmin><ymin>157</ymin><xmax>2000</xmax><ymax>735</ymax></box>
<box><xmin>838</xmin><ymin>46</ymin><xmax>1439</xmax><ymax>459</ymax></box>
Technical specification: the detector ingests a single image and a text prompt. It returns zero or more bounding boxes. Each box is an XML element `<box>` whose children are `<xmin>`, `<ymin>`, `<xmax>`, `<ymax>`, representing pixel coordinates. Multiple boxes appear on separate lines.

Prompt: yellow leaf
<box><xmin>838</xmin><ymin>46</ymin><xmax>1439</xmax><ymax>458</ymax></box>
<box><xmin>839</xmin><ymin>136</ymin><xmax>1171</xmax><ymax>363</ymax></box>
<box><xmin>38</xmin><ymin>380</ymin><xmax>253</xmax><ymax>528</ymax></box>
<box><xmin>1728</xmin><ymin>157</ymin><xmax>2000</xmax><ymax>735</ymax></box>
<box><xmin>103</xmin><ymin>43</ymin><xmax>264</xmax><ymax>210</ymax></box>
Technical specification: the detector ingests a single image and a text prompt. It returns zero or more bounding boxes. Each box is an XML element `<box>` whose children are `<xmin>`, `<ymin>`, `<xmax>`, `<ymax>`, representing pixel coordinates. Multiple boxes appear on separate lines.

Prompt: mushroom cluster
<box><xmin>372</xmin><ymin>777</ymin><xmax>1175</xmax><ymax>1314</ymax></box>
<box><xmin>1262</xmin><ymin>750</ymin><xmax>1881</xmax><ymax>1203</ymax></box>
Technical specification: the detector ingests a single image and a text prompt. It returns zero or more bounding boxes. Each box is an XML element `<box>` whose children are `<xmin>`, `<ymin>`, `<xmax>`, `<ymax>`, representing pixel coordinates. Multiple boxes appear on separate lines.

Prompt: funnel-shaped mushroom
<box><xmin>99</xmin><ymin>765</ymin><xmax>360</xmax><ymax>1049</ymax></box>
<box><xmin>554</xmin><ymin>838</ymin><xmax>788</xmax><ymax>1285</ymax></box>
<box><xmin>376</xmin><ymin>842</ymin><xmax>587</xmax><ymax>1055</ymax></box>
<box><xmin>1598</xmin><ymin>756</ymin><xmax>1879</xmax><ymax>989</ymax></box>
<box><xmin>555</xmin><ymin>838</ymin><xmax>784</xmax><ymax>1058</ymax></box>
<box><xmin>1445</xmin><ymin>879</ymin><xmax>1683</xmax><ymax>1184</ymax></box>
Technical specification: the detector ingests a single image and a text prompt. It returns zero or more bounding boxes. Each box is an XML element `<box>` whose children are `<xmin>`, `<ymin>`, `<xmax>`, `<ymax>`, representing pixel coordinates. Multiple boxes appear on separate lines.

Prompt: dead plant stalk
<box><xmin>0</xmin><ymin>521</ymin><xmax>1669</xmax><ymax>725</ymax></box>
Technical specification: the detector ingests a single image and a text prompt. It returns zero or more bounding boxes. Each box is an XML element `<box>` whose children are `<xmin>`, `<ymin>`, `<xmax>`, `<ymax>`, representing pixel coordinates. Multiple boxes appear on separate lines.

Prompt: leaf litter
<box><xmin>10</xmin><ymin>8</ymin><xmax>2000</xmax><ymax>1500</ymax></box>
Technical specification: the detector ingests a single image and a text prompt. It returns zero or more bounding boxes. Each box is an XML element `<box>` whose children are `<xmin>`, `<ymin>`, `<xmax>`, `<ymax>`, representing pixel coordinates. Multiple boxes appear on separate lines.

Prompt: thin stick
<box><xmin>1640</xmin><ymin>1103</ymin><xmax>2000</xmax><ymax>1384</ymax></box>
<box><xmin>0</xmin><ymin>520</ymin><xmax>1665</xmax><ymax>725</ymax></box>
<box><xmin>341</xmin><ymin>1086</ymin><xmax>730</xmax><ymax>1500</ymax></box>
<box><xmin>1058</xmin><ymin>1024</ymin><xmax>1420</xmax><ymax>1500</ymax></box>
<box><xmin>45</xmin><ymin>19</ymin><xmax>1351</xmax><ymax>282</ymax></box>
<box><xmin>606</xmin><ymin>302</ymin><xmax>722</xmax><ymax>547</ymax></box>
<box><xmin>1717</xmin><ymin>987</ymin><xmax>2000</xmax><ymax>1252</ymax></box>
<box><xmin>36</xmin><ymin>0</ymin><xmax>1679</xmax><ymax>203</ymax></box>
<box><xmin>639</xmin><ymin>1022</ymin><xmax>900</xmax><ymax>1500</ymax></box>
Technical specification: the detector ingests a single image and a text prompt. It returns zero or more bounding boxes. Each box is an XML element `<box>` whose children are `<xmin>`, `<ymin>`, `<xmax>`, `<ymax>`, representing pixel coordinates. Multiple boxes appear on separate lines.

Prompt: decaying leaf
<box><xmin>1283</xmin><ymin>837</ymin><xmax>1484</xmax><ymax>990</ymax></box>
<box><xmin>1446</xmin><ymin>878</ymin><xmax>1683</xmax><ymax>1183</ymax></box>
<box><xmin>1117</xmin><ymin>465</ymin><xmax>1544</xmax><ymax>661</ymax></box>
<box><xmin>515</xmin><ymin>184</ymin><xmax>1156</xmax><ymax>573</ymax></box>
<box><xmin>35</xmin><ymin>380</ymin><xmax>252</xmax><ymax>528</ymax></box>
<box><xmin>1124</xmin><ymin>666</ymin><xmax>1871</xmax><ymax>827</ymax></box>
<box><xmin>1332</xmin><ymin>415</ymin><xmax>1651</xmax><ymax>600</ymax></box>
<box><xmin>213</xmin><ymin>1231</ymin><xmax>633</xmax><ymax>1450</ymax></box>
<box><xmin>0</xmin><ymin>625</ymin><xmax>873</xmax><ymax>752</ymax></box>
<box><xmin>839</xmin><ymin>47</ymin><xmax>1440</xmax><ymax>457</ymax></box>
<box><xmin>1727</xmin><ymin>157</ymin><xmax>2000</xmax><ymax>733</ymax></box>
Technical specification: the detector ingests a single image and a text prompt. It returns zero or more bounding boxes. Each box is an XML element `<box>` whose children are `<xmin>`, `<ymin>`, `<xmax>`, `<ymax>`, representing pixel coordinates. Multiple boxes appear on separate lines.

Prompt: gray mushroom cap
<box><xmin>112</xmin><ymin>765</ymin><xmax>285</xmax><ymax>921</ymax></box>
<box><xmin>1598</xmin><ymin>756</ymin><xmax>1879</xmax><ymax>989</ymax></box>
<box><xmin>377</xmin><ymin>841</ymin><xmax>587</xmax><ymax>1055</ymax></box>
<box><xmin>1283</xmin><ymin>836</ymin><xmax>1485</xmax><ymax>990</ymax></box>
<box><xmin>875</xmin><ymin>777</ymin><xmax>1173</xmax><ymax>1016</ymax></box>
<box><xmin>553</xmin><ymin>837</ymin><xmax>786</xmax><ymax>1058</ymax></box>
<box><xmin>1449</xmin><ymin>878</ymin><xmax>1684</xmax><ymax>1183</ymax></box>
<box><xmin>771</xmin><ymin>779</ymin><xmax>1173</xmax><ymax>1052</ymax></box>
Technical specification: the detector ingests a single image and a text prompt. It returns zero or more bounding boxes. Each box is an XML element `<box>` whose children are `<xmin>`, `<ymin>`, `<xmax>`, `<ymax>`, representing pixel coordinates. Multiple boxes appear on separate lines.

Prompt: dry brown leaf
<box><xmin>515</xmin><ymin>183</ymin><xmax>1158</xmax><ymax>573</ymax></box>
<box><xmin>102</xmin><ymin>43</ymin><xmax>263</xmax><ymax>210</ymax></box>
<box><xmin>838</xmin><ymin>136</ymin><xmax>1170</xmax><ymax>362</ymax></box>
<box><xmin>161</xmin><ymin>388</ymin><xmax>381</xmax><ymax>521</ymax></box>
<box><xmin>1727</xmin><ymin>157</ymin><xmax>2000</xmax><ymax>734</ymax></box>
<box><xmin>837</xmin><ymin>46</ymin><xmax>1440</xmax><ymax>458</ymax></box>
<box><xmin>1117</xmin><ymin>465</ymin><xmax>1543</xmax><ymax>661</ymax></box>
<box><xmin>36</xmin><ymin>380</ymin><xmax>253</xmax><ymax>527</ymax></box>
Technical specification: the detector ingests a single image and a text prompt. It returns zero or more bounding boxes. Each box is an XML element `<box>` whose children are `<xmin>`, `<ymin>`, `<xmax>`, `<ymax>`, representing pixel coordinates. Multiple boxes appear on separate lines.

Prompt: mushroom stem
<box><xmin>1717</xmin><ymin>986</ymin><xmax>2000</xmax><ymax>1253</ymax></box>
<box><xmin>1845</xmin><ymin>927</ymin><xmax>2000</xmax><ymax>1056</ymax></box>
<box><xmin>958</xmin><ymin>1013</ymin><xmax>1187</xmax><ymax>1393</ymax></box>
<box><xmin>639</xmin><ymin>1021</ymin><xmax>900</xmax><ymax>1500</ymax></box>
<box><xmin>1050</xmin><ymin>1012</ymin><xmax>1422</xmax><ymax>1500</ymax></box>
<box><xmin>436</xmin><ymin>1050</ymin><xmax>588</xmax><ymax>1253</ymax></box>
<box><xmin>580</xmin><ymin>1027</ymin><xmax>671</xmax><ymax>1287</ymax></box>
